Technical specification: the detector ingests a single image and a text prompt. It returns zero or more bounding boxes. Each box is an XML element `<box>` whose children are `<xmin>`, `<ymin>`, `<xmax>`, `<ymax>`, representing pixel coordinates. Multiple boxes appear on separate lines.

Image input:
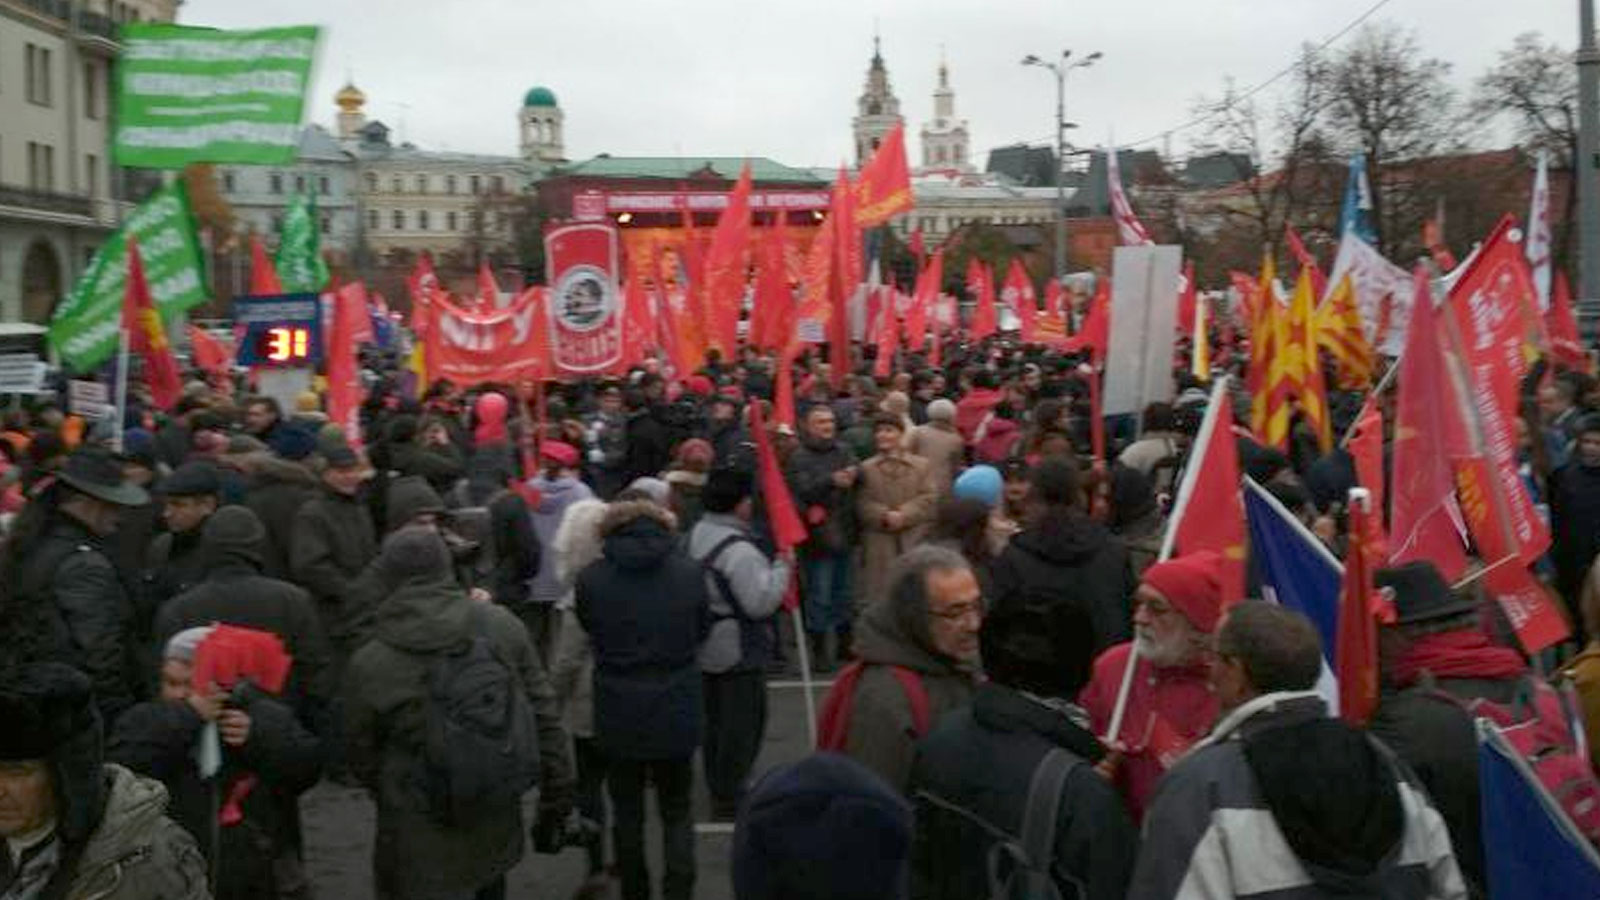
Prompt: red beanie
<box><xmin>1142</xmin><ymin>550</ymin><xmax>1225</xmax><ymax>633</ymax></box>
<box><xmin>685</xmin><ymin>375</ymin><xmax>714</xmax><ymax>397</ymax></box>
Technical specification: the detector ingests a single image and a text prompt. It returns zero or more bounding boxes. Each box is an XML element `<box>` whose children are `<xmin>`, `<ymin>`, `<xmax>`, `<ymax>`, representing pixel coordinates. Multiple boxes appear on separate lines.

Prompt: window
<box><xmin>415</xmin><ymin>174</ymin><xmax>427</xmax><ymax>194</ymax></box>
<box><xmin>490</xmin><ymin>175</ymin><xmax>504</xmax><ymax>194</ymax></box>
<box><xmin>469</xmin><ymin>175</ymin><xmax>481</xmax><ymax>195</ymax></box>
<box><xmin>365</xmin><ymin>172</ymin><xmax>378</xmax><ymax>192</ymax></box>
<box><xmin>83</xmin><ymin>62</ymin><xmax>98</xmax><ymax>119</ymax></box>
<box><xmin>222</xmin><ymin>171</ymin><xmax>235</xmax><ymax>193</ymax></box>
<box><xmin>27</xmin><ymin>143</ymin><xmax>55</xmax><ymax>191</ymax></box>
<box><xmin>390</xmin><ymin>176</ymin><xmax>402</xmax><ymax>193</ymax></box>
<box><xmin>368</xmin><ymin>208</ymin><xmax>379</xmax><ymax>230</ymax></box>
<box><xmin>273</xmin><ymin>215</ymin><xmax>283</xmax><ymax>233</ymax></box>
<box><xmin>319</xmin><ymin>176</ymin><xmax>330</xmax><ymax>195</ymax></box>
<box><xmin>446</xmin><ymin>175</ymin><xmax>457</xmax><ymax>195</ymax></box>
<box><xmin>416</xmin><ymin>210</ymin><xmax>429</xmax><ymax>230</ymax></box>
<box><xmin>26</xmin><ymin>45</ymin><xmax>52</xmax><ymax>107</ymax></box>
<box><xmin>321</xmin><ymin>215</ymin><xmax>331</xmax><ymax>235</ymax></box>
<box><xmin>447</xmin><ymin>211</ymin><xmax>458</xmax><ymax>231</ymax></box>
<box><xmin>269</xmin><ymin>173</ymin><xmax>283</xmax><ymax>194</ymax></box>
<box><xmin>85</xmin><ymin>153</ymin><xmax>97</xmax><ymax>198</ymax></box>
<box><xmin>294</xmin><ymin>175</ymin><xmax>305</xmax><ymax>193</ymax></box>
<box><xmin>392</xmin><ymin>210</ymin><xmax>405</xmax><ymax>230</ymax></box>
<box><xmin>468</xmin><ymin>210</ymin><xmax>480</xmax><ymax>231</ymax></box>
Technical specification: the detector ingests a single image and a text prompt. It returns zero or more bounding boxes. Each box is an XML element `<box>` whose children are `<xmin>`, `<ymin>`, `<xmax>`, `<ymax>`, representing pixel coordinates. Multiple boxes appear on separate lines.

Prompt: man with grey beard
<box><xmin>1079</xmin><ymin>550</ymin><xmax>1225</xmax><ymax>821</ymax></box>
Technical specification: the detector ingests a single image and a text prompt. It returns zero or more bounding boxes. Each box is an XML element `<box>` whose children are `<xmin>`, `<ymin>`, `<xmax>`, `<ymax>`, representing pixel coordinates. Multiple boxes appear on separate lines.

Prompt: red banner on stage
<box><xmin>545</xmin><ymin>221</ymin><xmax>626</xmax><ymax>375</ymax></box>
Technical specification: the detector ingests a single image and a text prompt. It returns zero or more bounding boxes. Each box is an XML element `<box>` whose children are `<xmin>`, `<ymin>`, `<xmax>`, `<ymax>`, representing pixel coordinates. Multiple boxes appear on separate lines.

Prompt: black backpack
<box><xmin>698</xmin><ymin>534</ymin><xmax>774</xmax><ymax>670</ymax></box>
<box><xmin>419</xmin><ymin>605</ymin><xmax>541</xmax><ymax>824</ymax></box>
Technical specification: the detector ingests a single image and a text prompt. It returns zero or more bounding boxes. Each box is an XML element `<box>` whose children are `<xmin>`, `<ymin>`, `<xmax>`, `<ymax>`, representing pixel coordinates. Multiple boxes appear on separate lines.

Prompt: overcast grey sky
<box><xmin>178</xmin><ymin>0</ymin><xmax>1572</xmax><ymax>168</ymax></box>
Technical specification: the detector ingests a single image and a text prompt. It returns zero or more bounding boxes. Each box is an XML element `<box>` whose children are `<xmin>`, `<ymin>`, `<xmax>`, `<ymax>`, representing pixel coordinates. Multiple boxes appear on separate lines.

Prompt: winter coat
<box><xmin>857</xmin><ymin>452</ymin><xmax>938</xmax><ymax>606</ymax></box>
<box><xmin>546</xmin><ymin>500</ymin><xmax>608</xmax><ymax>736</ymax></box>
<box><xmin>464</xmin><ymin>442</ymin><xmax>518</xmax><ymax>507</ymax></box>
<box><xmin>1078</xmin><ymin>642</ymin><xmax>1218</xmax><ymax>822</ymax></box>
<box><xmin>485</xmin><ymin>489</ymin><xmax>541</xmax><ymax>610</ymax></box>
<box><xmin>1368</xmin><ymin>674</ymin><xmax>1521</xmax><ymax>898</ymax></box>
<box><xmin>907</xmin><ymin>422</ymin><xmax>965</xmax><ymax>496</ymax></box>
<box><xmin>42</xmin><ymin>764</ymin><xmax>211</xmax><ymax>900</ymax></box>
<box><xmin>527</xmin><ymin>475</ymin><xmax>595</xmax><ymax>606</ymax></box>
<box><xmin>387</xmin><ymin>441</ymin><xmax>465</xmax><ymax>496</ymax></box>
<box><xmin>576</xmin><ymin>502</ymin><xmax>711</xmax><ymax>761</ymax></box>
<box><xmin>687</xmin><ymin>512</ymin><xmax>792</xmax><ymax>674</ymax></box>
<box><xmin>289</xmin><ymin>486</ymin><xmax>378</xmax><ymax>645</ymax></box>
<box><xmin>1549</xmin><ymin>460</ymin><xmax>1600</xmax><ymax>603</ymax></box>
<box><xmin>240</xmin><ymin>456</ymin><xmax>318</xmax><ymax>581</ymax></box>
<box><xmin>1565</xmin><ymin>643</ymin><xmax>1600</xmax><ymax>772</ymax></box>
<box><xmin>784</xmin><ymin>436</ymin><xmax>858</xmax><ymax>556</ymax></box>
<box><xmin>989</xmin><ymin>507</ymin><xmax>1136</xmax><ymax>657</ymax></box>
<box><xmin>910</xmin><ymin>683</ymin><xmax>1138</xmax><ymax>900</ymax></box>
<box><xmin>954</xmin><ymin>388</ymin><xmax>1003</xmax><ymax>442</ymax></box>
<box><xmin>843</xmin><ymin>580</ymin><xmax>978</xmax><ymax>794</ymax></box>
<box><xmin>143</xmin><ymin>527</ymin><xmax>209</xmax><ymax>618</ymax></box>
<box><xmin>623</xmin><ymin>406</ymin><xmax>676</xmax><ymax>485</ymax></box>
<box><xmin>343</xmin><ymin>570</ymin><xmax>574</xmax><ymax>900</ymax></box>
<box><xmin>1128</xmin><ymin>691</ymin><xmax>1466</xmax><ymax>900</ymax></box>
<box><xmin>13</xmin><ymin>517</ymin><xmax>138</xmax><ymax>726</ymax></box>
<box><xmin>108</xmin><ymin>688</ymin><xmax>322</xmax><ymax>900</ymax></box>
<box><xmin>1117</xmin><ymin>431</ymin><xmax>1182</xmax><ymax>479</ymax></box>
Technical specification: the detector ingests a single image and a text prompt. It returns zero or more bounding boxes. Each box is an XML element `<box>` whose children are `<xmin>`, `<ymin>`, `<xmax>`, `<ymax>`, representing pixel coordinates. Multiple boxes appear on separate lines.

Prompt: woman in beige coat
<box><xmin>858</xmin><ymin>413</ymin><xmax>938</xmax><ymax>609</ymax></box>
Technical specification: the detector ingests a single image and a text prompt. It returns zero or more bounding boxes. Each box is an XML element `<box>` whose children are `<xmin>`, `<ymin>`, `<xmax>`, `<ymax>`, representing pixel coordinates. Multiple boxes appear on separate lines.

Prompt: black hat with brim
<box><xmin>1376</xmin><ymin>560</ymin><xmax>1477</xmax><ymax>625</ymax></box>
<box><xmin>57</xmin><ymin>448</ymin><xmax>149</xmax><ymax>507</ymax></box>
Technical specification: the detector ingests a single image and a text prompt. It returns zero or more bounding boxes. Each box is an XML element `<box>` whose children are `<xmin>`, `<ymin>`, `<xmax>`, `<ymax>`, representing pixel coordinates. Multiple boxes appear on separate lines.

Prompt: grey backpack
<box><xmin>987</xmin><ymin>748</ymin><xmax>1079</xmax><ymax>900</ymax></box>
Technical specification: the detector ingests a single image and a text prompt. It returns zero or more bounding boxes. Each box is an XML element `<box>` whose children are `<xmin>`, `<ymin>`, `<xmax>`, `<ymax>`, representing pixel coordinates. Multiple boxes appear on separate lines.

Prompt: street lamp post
<box><xmin>1023</xmin><ymin>49</ymin><xmax>1100</xmax><ymax>287</ymax></box>
<box><xmin>1578</xmin><ymin>0</ymin><xmax>1600</xmax><ymax>340</ymax></box>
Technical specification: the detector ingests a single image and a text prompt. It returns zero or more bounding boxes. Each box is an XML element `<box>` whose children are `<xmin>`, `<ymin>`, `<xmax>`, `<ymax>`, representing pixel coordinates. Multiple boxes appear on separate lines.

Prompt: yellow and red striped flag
<box><xmin>1316</xmin><ymin>274</ymin><xmax>1376</xmax><ymax>389</ymax></box>
<box><xmin>1287</xmin><ymin>266</ymin><xmax>1333</xmax><ymax>453</ymax></box>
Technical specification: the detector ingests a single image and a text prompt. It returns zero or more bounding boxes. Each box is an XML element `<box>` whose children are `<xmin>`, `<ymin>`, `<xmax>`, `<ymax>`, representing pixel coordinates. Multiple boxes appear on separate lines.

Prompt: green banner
<box><xmin>49</xmin><ymin>182</ymin><xmax>209</xmax><ymax>372</ymax></box>
<box><xmin>113</xmin><ymin>24</ymin><xmax>320</xmax><ymax>168</ymax></box>
<box><xmin>276</xmin><ymin>194</ymin><xmax>328</xmax><ymax>293</ymax></box>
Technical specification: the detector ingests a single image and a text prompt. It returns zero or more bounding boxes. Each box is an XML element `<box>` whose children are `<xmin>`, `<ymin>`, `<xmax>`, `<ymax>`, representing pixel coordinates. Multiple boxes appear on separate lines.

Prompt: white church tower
<box><xmin>919</xmin><ymin>55</ymin><xmax>970</xmax><ymax>173</ymax></box>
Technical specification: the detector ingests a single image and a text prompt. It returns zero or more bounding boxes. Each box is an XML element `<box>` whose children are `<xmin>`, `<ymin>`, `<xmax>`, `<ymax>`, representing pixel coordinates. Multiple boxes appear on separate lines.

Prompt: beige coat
<box><xmin>908</xmin><ymin>422</ymin><xmax>966</xmax><ymax>496</ymax></box>
<box><xmin>857</xmin><ymin>452</ymin><xmax>937</xmax><ymax>607</ymax></box>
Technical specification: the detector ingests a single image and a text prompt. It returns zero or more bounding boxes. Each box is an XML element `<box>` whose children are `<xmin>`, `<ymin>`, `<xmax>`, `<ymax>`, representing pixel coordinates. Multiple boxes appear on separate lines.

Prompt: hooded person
<box><xmin>1129</xmin><ymin>602</ymin><xmax>1466</xmax><ymax>900</ymax></box>
<box><xmin>0</xmin><ymin>662</ymin><xmax>209</xmax><ymax>900</ymax></box>
<box><xmin>988</xmin><ymin>457</ymin><xmax>1136</xmax><ymax>658</ymax></box>
<box><xmin>1368</xmin><ymin>561</ymin><xmax>1530</xmax><ymax>898</ymax></box>
<box><xmin>152</xmin><ymin>506</ymin><xmax>335</xmax><ymax>736</ymax></box>
<box><xmin>1079</xmin><ymin>550</ymin><xmax>1224</xmax><ymax>822</ymax></box>
<box><xmin>575</xmin><ymin>500</ymin><xmax>711</xmax><ymax>900</ymax></box>
<box><xmin>109</xmin><ymin>625</ymin><xmax>323</xmax><ymax>900</ymax></box>
<box><xmin>525</xmin><ymin>440</ymin><xmax>596</xmax><ymax>666</ymax></box>
<box><xmin>833</xmin><ymin>545</ymin><xmax>984</xmax><ymax>794</ymax></box>
<box><xmin>343</xmin><ymin>527</ymin><xmax>574</xmax><ymax>900</ymax></box>
<box><xmin>732</xmin><ymin>753</ymin><xmax>913</xmax><ymax>900</ymax></box>
<box><xmin>910</xmin><ymin>597</ymin><xmax>1139</xmax><ymax>900</ymax></box>
<box><xmin>234</xmin><ymin>451</ymin><xmax>319</xmax><ymax>581</ymax></box>
<box><xmin>464</xmin><ymin>391</ymin><xmax>518</xmax><ymax>506</ymax></box>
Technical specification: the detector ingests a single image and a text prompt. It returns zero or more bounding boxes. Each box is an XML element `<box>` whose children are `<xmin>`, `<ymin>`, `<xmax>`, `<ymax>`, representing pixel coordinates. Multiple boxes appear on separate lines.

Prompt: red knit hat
<box><xmin>540</xmin><ymin>440</ymin><xmax>580</xmax><ymax>469</ymax></box>
<box><xmin>684</xmin><ymin>375</ymin><xmax>714</xmax><ymax>397</ymax></box>
<box><xmin>1141</xmin><ymin>551</ymin><xmax>1225</xmax><ymax>633</ymax></box>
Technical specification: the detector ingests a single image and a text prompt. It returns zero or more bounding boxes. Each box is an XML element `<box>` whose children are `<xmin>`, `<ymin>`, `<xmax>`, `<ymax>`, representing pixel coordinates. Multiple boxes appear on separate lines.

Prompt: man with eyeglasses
<box><xmin>1079</xmin><ymin>550</ymin><xmax>1224</xmax><ymax>822</ymax></box>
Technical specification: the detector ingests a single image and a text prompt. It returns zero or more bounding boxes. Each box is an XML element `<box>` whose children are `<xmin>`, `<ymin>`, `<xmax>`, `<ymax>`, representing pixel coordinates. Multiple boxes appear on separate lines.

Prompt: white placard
<box><xmin>1103</xmin><ymin>245</ymin><xmax>1183</xmax><ymax>418</ymax></box>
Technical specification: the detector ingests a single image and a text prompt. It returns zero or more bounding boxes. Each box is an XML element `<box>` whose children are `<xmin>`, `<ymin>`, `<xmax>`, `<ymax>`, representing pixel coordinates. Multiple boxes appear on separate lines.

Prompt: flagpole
<box><xmin>112</xmin><ymin>328</ymin><xmax>130</xmax><ymax>453</ymax></box>
<box><xmin>791</xmin><ymin>604</ymin><xmax>818</xmax><ymax>747</ymax></box>
<box><xmin>1106</xmin><ymin>374</ymin><xmax>1231</xmax><ymax>744</ymax></box>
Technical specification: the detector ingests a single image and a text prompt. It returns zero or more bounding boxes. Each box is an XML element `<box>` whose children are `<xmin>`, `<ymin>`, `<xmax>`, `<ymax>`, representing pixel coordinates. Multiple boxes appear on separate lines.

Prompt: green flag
<box><xmin>276</xmin><ymin>194</ymin><xmax>328</xmax><ymax>293</ymax></box>
<box><xmin>49</xmin><ymin>181</ymin><xmax>209</xmax><ymax>372</ymax></box>
<box><xmin>114</xmin><ymin>24</ymin><xmax>320</xmax><ymax>168</ymax></box>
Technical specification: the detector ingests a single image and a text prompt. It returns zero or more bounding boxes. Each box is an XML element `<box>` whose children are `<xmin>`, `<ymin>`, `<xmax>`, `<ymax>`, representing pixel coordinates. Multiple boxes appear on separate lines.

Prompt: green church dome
<box><xmin>523</xmin><ymin>86</ymin><xmax>558</xmax><ymax>108</ymax></box>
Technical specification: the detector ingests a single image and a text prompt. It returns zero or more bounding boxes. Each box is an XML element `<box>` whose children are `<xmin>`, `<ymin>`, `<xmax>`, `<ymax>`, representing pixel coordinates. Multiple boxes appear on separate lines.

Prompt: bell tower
<box><xmin>851</xmin><ymin>35</ymin><xmax>904</xmax><ymax>166</ymax></box>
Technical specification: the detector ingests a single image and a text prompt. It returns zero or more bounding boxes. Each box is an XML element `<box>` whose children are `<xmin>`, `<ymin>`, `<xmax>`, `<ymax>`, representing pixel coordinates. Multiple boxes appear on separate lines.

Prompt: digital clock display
<box><xmin>233</xmin><ymin>294</ymin><xmax>323</xmax><ymax>367</ymax></box>
<box><xmin>253</xmin><ymin>326</ymin><xmax>313</xmax><ymax>363</ymax></box>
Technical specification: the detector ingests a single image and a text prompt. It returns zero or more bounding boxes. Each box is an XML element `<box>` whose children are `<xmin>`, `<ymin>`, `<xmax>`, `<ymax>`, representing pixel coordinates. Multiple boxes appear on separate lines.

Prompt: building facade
<box><xmin>852</xmin><ymin>37</ymin><xmax>903</xmax><ymax>167</ymax></box>
<box><xmin>216</xmin><ymin>124</ymin><xmax>360</xmax><ymax>259</ymax></box>
<box><xmin>918</xmin><ymin>58</ymin><xmax>970</xmax><ymax>174</ymax></box>
<box><xmin>897</xmin><ymin>175</ymin><xmax>1061</xmax><ymax>246</ymax></box>
<box><xmin>0</xmin><ymin>0</ymin><xmax>178</xmax><ymax>324</ymax></box>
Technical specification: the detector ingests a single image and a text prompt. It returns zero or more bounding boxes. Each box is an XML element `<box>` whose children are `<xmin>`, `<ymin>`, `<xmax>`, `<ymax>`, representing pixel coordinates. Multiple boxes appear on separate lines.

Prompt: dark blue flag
<box><xmin>1480</xmin><ymin>723</ymin><xmax>1600</xmax><ymax>899</ymax></box>
<box><xmin>1243</xmin><ymin>479</ymin><xmax>1341</xmax><ymax>660</ymax></box>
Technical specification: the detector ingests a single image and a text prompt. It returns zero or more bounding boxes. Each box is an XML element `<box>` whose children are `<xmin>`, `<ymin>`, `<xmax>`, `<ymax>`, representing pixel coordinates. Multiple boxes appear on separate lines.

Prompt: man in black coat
<box><xmin>910</xmin><ymin>597</ymin><xmax>1138</xmax><ymax>900</ymax></box>
<box><xmin>576</xmin><ymin>499</ymin><xmax>710</xmax><ymax>900</ymax></box>
<box><xmin>144</xmin><ymin>461</ymin><xmax>222</xmax><ymax>619</ymax></box>
<box><xmin>784</xmin><ymin>403</ymin><xmax>860</xmax><ymax>670</ymax></box>
<box><xmin>1549</xmin><ymin>415</ymin><xmax>1600</xmax><ymax>637</ymax></box>
<box><xmin>289</xmin><ymin>446</ymin><xmax>378</xmax><ymax>675</ymax></box>
<box><xmin>988</xmin><ymin>457</ymin><xmax>1135</xmax><ymax>656</ymax></box>
<box><xmin>237</xmin><ymin>452</ymin><xmax>319</xmax><ymax>581</ymax></box>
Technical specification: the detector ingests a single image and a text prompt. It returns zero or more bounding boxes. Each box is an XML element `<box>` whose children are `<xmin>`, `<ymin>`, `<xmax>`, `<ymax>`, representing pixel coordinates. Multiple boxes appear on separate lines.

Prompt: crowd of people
<box><xmin>2</xmin><ymin>334</ymin><xmax>1600</xmax><ymax>900</ymax></box>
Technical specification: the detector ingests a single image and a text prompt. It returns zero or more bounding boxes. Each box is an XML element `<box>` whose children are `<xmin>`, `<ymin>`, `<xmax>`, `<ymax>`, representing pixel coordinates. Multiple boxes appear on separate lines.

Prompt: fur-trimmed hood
<box><xmin>598</xmin><ymin>500</ymin><xmax>678</xmax><ymax>571</ymax></box>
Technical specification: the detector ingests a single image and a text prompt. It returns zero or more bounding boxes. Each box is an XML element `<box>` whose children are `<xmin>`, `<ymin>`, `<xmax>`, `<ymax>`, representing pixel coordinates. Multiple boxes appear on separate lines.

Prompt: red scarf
<box><xmin>1393</xmin><ymin>629</ymin><xmax>1526</xmax><ymax>688</ymax></box>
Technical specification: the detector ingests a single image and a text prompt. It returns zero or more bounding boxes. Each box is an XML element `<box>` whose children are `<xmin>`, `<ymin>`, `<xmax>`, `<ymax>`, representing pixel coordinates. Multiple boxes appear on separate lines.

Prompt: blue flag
<box><xmin>1243</xmin><ymin>480</ymin><xmax>1341</xmax><ymax>660</ymax></box>
<box><xmin>1480</xmin><ymin>724</ymin><xmax>1600</xmax><ymax>899</ymax></box>
<box><xmin>1339</xmin><ymin>153</ymin><xmax>1378</xmax><ymax>245</ymax></box>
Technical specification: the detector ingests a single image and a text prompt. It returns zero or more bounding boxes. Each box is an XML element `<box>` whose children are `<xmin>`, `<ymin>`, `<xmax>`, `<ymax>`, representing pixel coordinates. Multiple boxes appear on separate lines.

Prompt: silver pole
<box><xmin>1054</xmin><ymin>65</ymin><xmax>1067</xmax><ymax>285</ymax></box>
<box><xmin>112</xmin><ymin>328</ymin><xmax>129</xmax><ymax>452</ymax></box>
<box><xmin>1577</xmin><ymin>0</ymin><xmax>1600</xmax><ymax>340</ymax></box>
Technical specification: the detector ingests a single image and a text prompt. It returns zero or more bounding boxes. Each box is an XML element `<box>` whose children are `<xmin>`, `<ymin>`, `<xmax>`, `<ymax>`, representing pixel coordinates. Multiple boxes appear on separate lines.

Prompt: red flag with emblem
<box><xmin>122</xmin><ymin>236</ymin><xmax>182</xmax><ymax>411</ymax></box>
<box><xmin>854</xmin><ymin>122</ymin><xmax>914</xmax><ymax>228</ymax></box>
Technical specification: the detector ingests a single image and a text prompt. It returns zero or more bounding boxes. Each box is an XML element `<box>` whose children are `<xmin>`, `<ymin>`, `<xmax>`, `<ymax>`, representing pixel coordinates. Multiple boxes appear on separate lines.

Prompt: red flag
<box><xmin>1002</xmin><ymin>259</ymin><xmax>1034</xmax><ymax>339</ymax></box>
<box><xmin>1176</xmin><ymin>260</ymin><xmax>1197</xmax><ymax>335</ymax></box>
<box><xmin>828</xmin><ymin>168</ymin><xmax>859</xmax><ymax>389</ymax></box>
<box><xmin>1548</xmin><ymin>270</ymin><xmax>1589</xmax><ymax>371</ymax></box>
<box><xmin>327</xmin><ymin>282</ymin><xmax>367</xmax><ymax>447</ymax></box>
<box><xmin>967</xmin><ymin>258</ymin><xmax>996</xmax><ymax>339</ymax></box>
<box><xmin>873</xmin><ymin>286</ymin><xmax>898</xmax><ymax>378</ymax></box>
<box><xmin>621</xmin><ymin>275</ymin><xmax>654</xmax><ymax>365</ymax></box>
<box><xmin>749</xmin><ymin>399</ymin><xmax>806</xmax><ymax>610</ymax></box>
<box><xmin>704</xmin><ymin>163</ymin><xmax>754</xmax><ymax>356</ymax></box>
<box><xmin>122</xmin><ymin>236</ymin><xmax>182</xmax><ymax>411</ymax></box>
<box><xmin>1390</xmin><ymin>267</ymin><xmax>1468</xmax><ymax>580</ymax></box>
<box><xmin>1064</xmin><ymin>277</ymin><xmax>1110</xmax><ymax>362</ymax></box>
<box><xmin>1337</xmin><ymin>490</ymin><xmax>1382</xmax><ymax>725</ymax></box>
<box><xmin>476</xmin><ymin>261</ymin><xmax>501</xmax><ymax>310</ymax></box>
<box><xmin>1168</xmin><ymin>379</ymin><xmax>1247</xmax><ymax>604</ymax></box>
<box><xmin>249</xmin><ymin>235</ymin><xmax>283</xmax><ymax>295</ymax></box>
<box><xmin>678</xmin><ymin>205</ymin><xmax>710</xmax><ymax>371</ymax></box>
<box><xmin>1283</xmin><ymin>223</ymin><xmax>1326</xmax><ymax>299</ymax></box>
<box><xmin>909</xmin><ymin>227</ymin><xmax>925</xmax><ymax>265</ymax></box>
<box><xmin>750</xmin><ymin>226</ymin><xmax>789</xmax><ymax>352</ymax></box>
<box><xmin>773</xmin><ymin>350</ymin><xmax>797</xmax><ymax>429</ymax></box>
<box><xmin>186</xmin><ymin>324</ymin><xmax>231</xmax><ymax>378</ymax></box>
<box><xmin>1045</xmin><ymin>278</ymin><xmax>1064</xmax><ymax>321</ymax></box>
<box><xmin>854</xmin><ymin>122</ymin><xmax>914</xmax><ymax>227</ymax></box>
<box><xmin>406</xmin><ymin>252</ymin><xmax>438</xmax><ymax>312</ymax></box>
<box><xmin>905</xmin><ymin>250</ymin><xmax>941</xmax><ymax>352</ymax></box>
<box><xmin>1348</xmin><ymin>400</ymin><xmax>1387</xmax><ymax>556</ymax></box>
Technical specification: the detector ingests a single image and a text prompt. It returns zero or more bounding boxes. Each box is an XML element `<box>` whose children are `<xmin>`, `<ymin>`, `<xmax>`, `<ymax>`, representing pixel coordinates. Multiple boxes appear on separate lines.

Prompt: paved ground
<box><xmin>303</xmin><ymin>661</ymin><xmax>831</xmax><ymax>900</ymax></box>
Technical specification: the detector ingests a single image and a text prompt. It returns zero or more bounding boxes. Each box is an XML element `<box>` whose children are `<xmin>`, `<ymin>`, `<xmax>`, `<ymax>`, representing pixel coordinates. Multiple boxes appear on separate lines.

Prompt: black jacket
<box><xmin>1369</xmin><ymin>674</ymin><xmax>1521</xmax><ymax>898</ymax></box>
<box><xmin>241</xmin><ymin>457</ymin><xmax>318</xmax><ymax>581</ymax></box>
<box><xmin>487</xmin><ymin>489</ymin><xmax>541</xmax><ymax>610</ymax></box>
<box><xmin>289</xmin><ymin>486</ymin><xmax>378</xmax><ymax>644</ymax></box>
<box><xmin>576</xmin><ymin>506</ymin><xmax>711</xmax><ymax>761</ymax></box>
<box><xmin>784</xmin><ymin>436</ymin><xmax>859</xmax><ymax>556</ymax></box>
<box><xmin>108</xmin><ymin>686</ymin><xmax>322</xmax><ymax>900</ymax></box>
<box><xmin>910</xmin><ymin>683</ymin><xmax>1137</xmax><ymax>900</ymax></box>
<box><xmin>144</xmin><ymin>527</ymin><xmax>209</xmax><ymax>618</ymax></box>
<box><xmin>1549</xmin><ymin>461</ymin><xmax>1600</xmax><ymax>599</ymax></box>
<box><xmin>623</xmin><ymin>405</ymin><xmax>676</xmax><ymax>485</ymax></box>
<box><xmin>988</xmin><ymin>508</ymin><xmax>1135</xmax><ymax>656</ymax></box>
<box><xmin>388</xmin><ymin>441</ymin><xmax>465</xmax><ymax>496</ymax></box>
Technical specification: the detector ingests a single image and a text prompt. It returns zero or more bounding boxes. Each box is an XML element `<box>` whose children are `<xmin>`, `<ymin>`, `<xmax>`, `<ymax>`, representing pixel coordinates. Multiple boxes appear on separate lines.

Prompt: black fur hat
<box><xmin>0</xmin><ymin>663</ymin><xmax>107</xmax><ymax>843</ymax></box>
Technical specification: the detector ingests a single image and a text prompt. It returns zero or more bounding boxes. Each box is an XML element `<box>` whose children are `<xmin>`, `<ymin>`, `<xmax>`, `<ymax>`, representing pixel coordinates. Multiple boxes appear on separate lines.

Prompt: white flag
<box><xmin>1107</xmin><ymin>148</ymin><xmax>1153</xmax><ymax>246</ymax></box>
<box><xmin>1527</xmin><ymin>151</ymin><xmax>1552</xmax><ymax>312</ymax></box>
